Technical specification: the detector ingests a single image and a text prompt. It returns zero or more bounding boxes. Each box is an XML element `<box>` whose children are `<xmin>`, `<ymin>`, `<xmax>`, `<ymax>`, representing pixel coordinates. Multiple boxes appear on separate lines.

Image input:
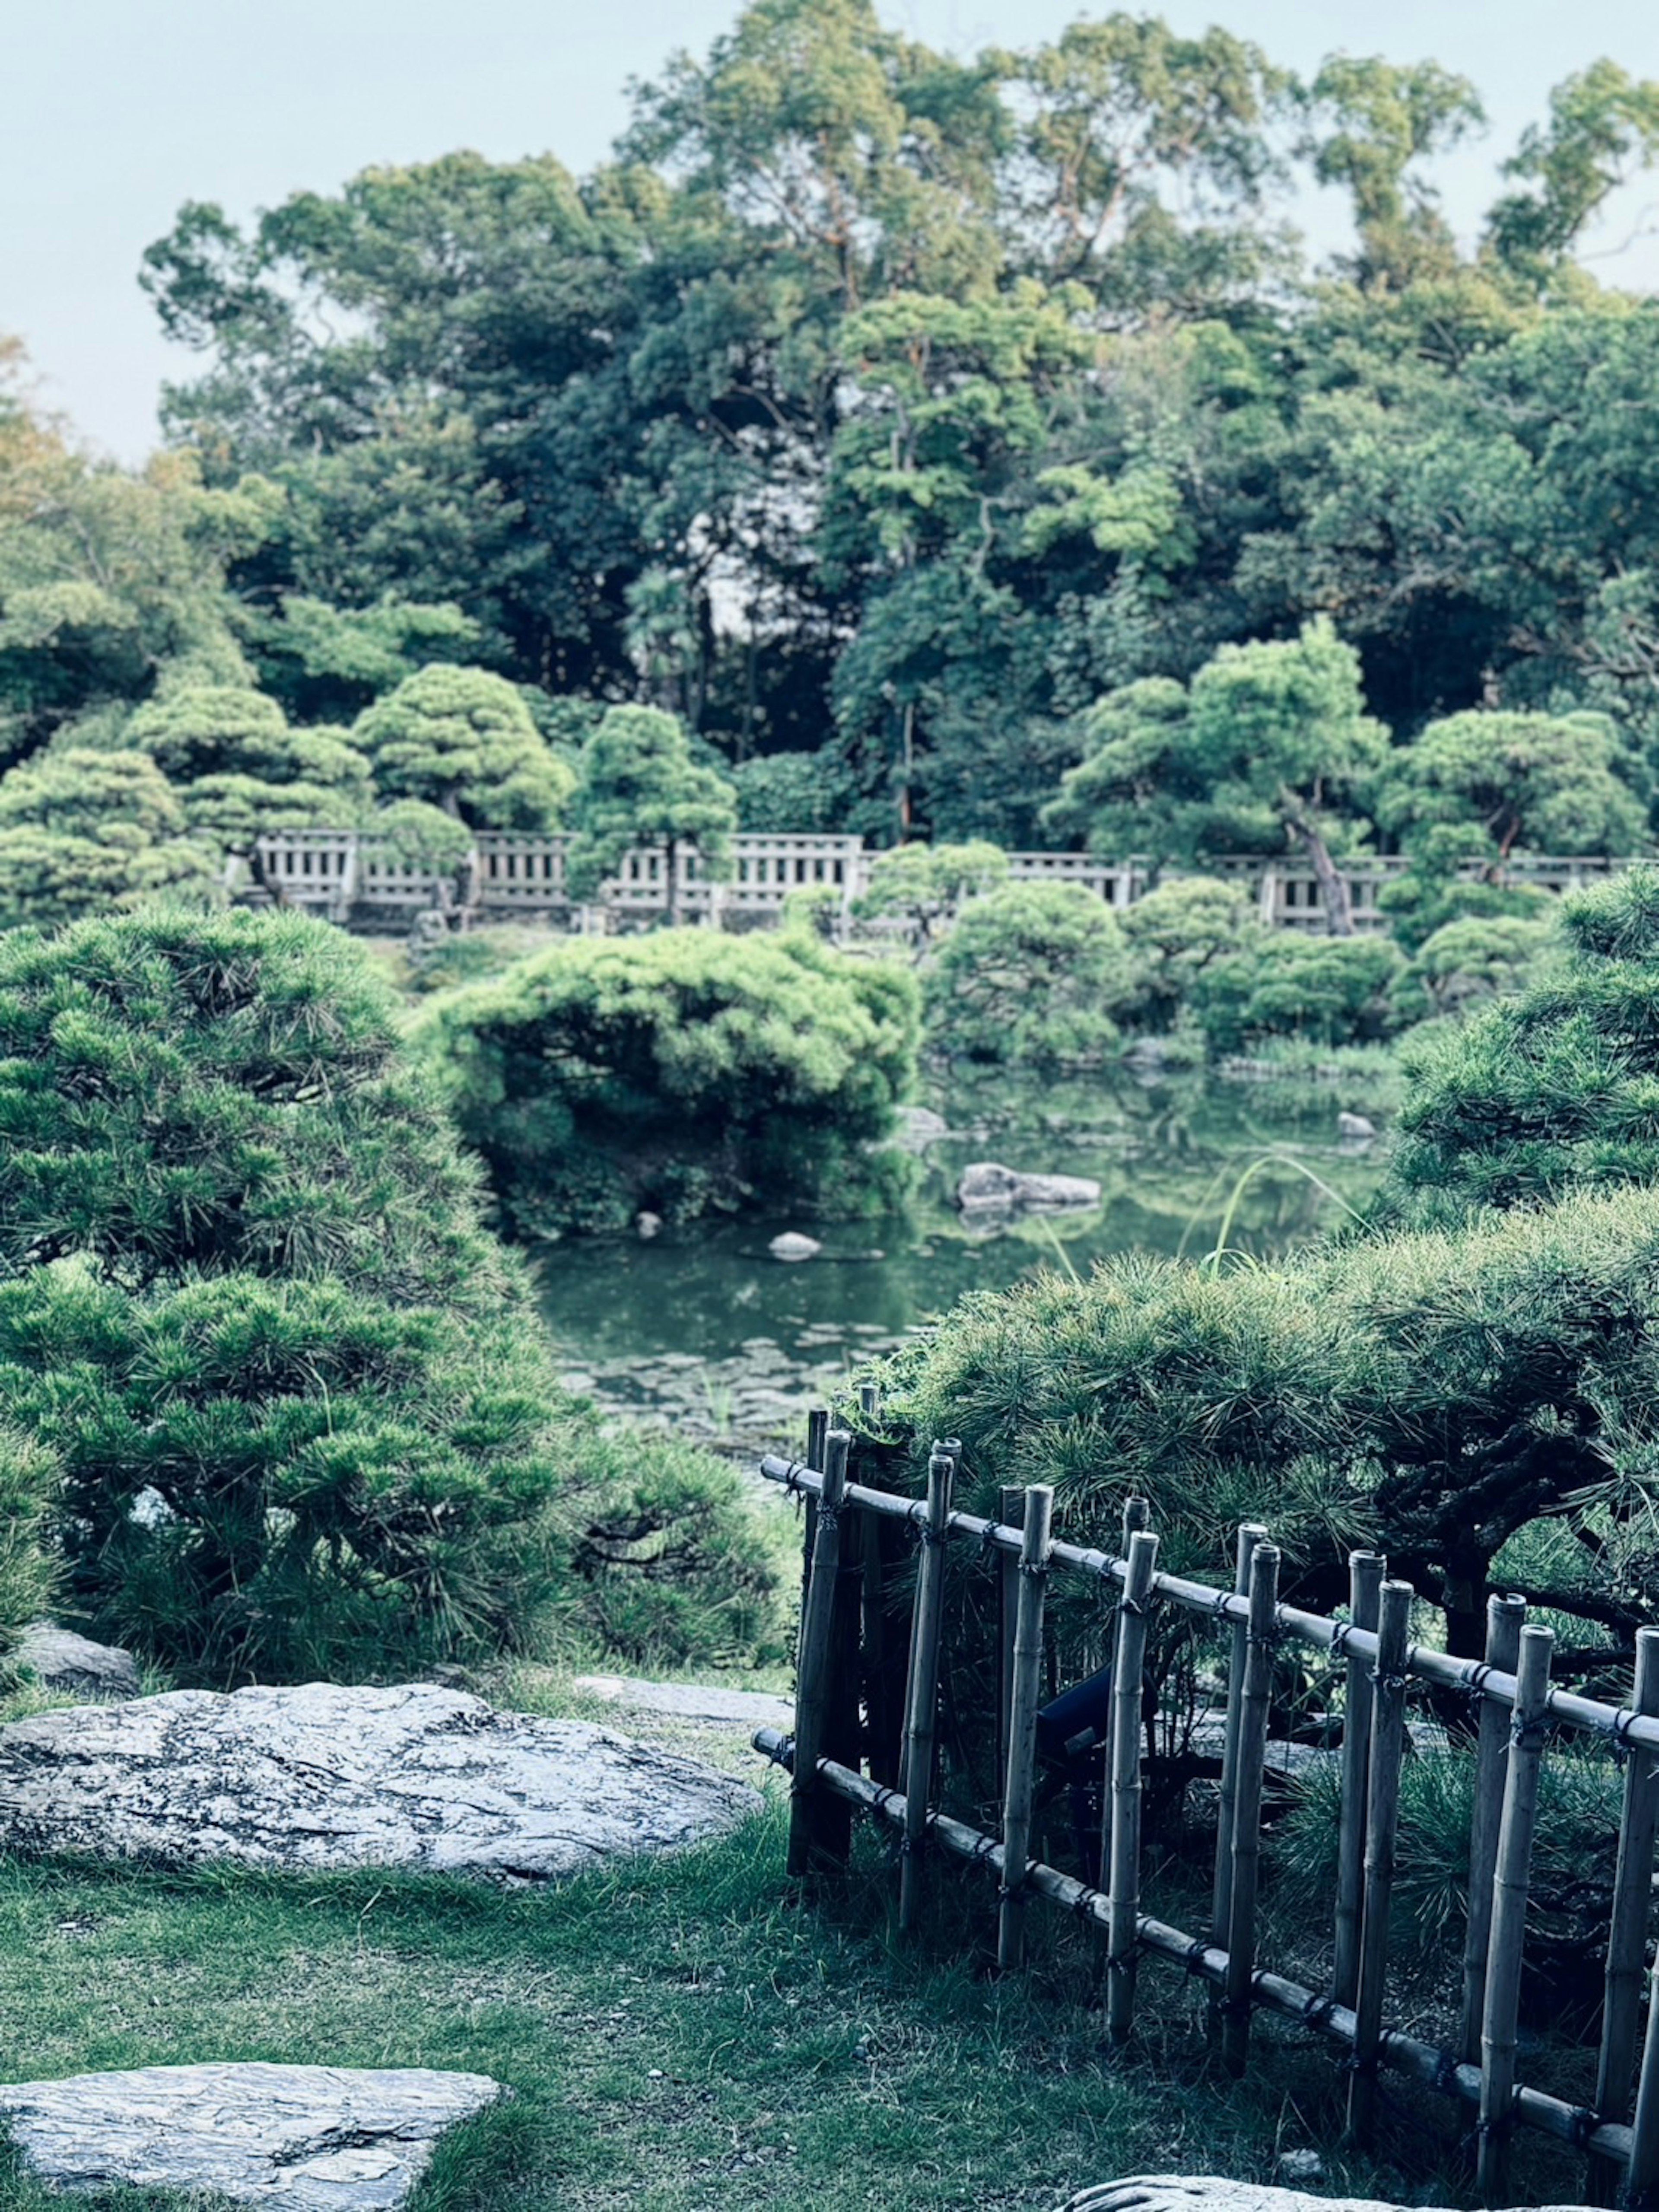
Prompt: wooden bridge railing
<box><xmin>760</xmin><ymin>1426</ymin><xmax>1659</xmax><ymax>2205</ymax></box>
<box><xmin>248</xmin><ymin>830</ymin><xmax>1635</xmax><ymax>933</ymax></box>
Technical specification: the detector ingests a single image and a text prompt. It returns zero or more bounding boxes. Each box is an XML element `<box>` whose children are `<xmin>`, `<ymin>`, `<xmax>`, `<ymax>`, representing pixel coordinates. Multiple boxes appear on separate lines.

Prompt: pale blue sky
<box><xmin>7</xmin><ymin>0</ymin><xmax>1658</xmax><ymax>461</ymax></box>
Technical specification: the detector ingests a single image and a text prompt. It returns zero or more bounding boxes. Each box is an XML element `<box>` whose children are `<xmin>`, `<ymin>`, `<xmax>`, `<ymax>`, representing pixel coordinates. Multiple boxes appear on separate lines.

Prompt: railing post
<box><xmin>1221</xmin><ymin>1540</ymin><xmax>1280</xmax><ymax>2076</ymax></box>
<box><xmin>1345</xmin><ymin>1577</ymin><xmax>1413</xmax><ymax>2146</ymax></box>
<box><xmin>997</xmin><ymin>1484</ymin><xmax>1024</xmax><ymax>1785</ymax></box>
<box><xmin>1332</xmin><ymin>1550</ymin><xmax>1385</xmax><ymax>2009</ymax></box>
<box><xmin>1211</xmin><ymin>1524</ymin><xmax>1269</xmax><ymax>1961</ymax></box>
<box><xmin>898</xmin><ymin>1442</ymin><xmax>956</xmax><ymax>1932</ymax></box>
<box><xmin>997</xmin><ymin>1484</ymin><xmax>1055</xmax><ymax>1971</ymax></box>
<box><xmin>794</xmin><ymin>1410</ymin><xmax>828</xmax><ymax>1684</ymax></box>
<box><xmin>1477</xmin><ymin>1623</ymin><xmax>1555</xmax><ymax>2205</ymax></box>
<box><xmin>1461</xmin><ymin>1593</ymin><xmax>1528</xmax><ymax>2060</ymax></box>
<box><xmin>787</xmin><ymin>1428</ymin><xmax>852</xmax><ymax>1880</ymax></box>
<box><xmin>1101</xmin><ymin>1496</ymin><xmax>1151</xmax><ymax>1886</ymax></box>
<box><xmin>1588</xmin><ymin>1627</ymin><xmax>1659</xmax><ymax>2203</ymax></box>
<box><xmin>1107</xmin><ymin>1527</ymin><xmax>1159</xmax><ymax>2042</ymax></box>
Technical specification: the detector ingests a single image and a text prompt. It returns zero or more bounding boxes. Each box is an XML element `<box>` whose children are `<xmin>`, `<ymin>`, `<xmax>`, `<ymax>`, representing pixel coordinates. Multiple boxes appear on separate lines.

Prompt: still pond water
<box><xmin>536</xmin><ymin>1067</ymin><xmax>1392</xmax><ymax>1461</ymax></box>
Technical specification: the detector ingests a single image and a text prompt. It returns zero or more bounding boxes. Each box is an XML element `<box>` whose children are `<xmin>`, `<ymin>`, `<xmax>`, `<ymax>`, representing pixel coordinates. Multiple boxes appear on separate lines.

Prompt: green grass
<box><xmin>0</xmin><ymin>1784</ymin><xmax>1594</xmax><ymax>2212</ymax></box>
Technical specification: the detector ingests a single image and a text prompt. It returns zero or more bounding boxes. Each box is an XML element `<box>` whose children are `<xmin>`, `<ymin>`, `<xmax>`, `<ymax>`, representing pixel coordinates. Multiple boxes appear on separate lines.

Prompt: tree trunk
<box><xmin>665</xmin><ymin>837</ymin><xmax>680</xmax><ymax>927</ymax></box>
<box><xmin>1282</xmin><ymin>803</ymin><xmax>1355</xmax><ymax>936</ymax></box>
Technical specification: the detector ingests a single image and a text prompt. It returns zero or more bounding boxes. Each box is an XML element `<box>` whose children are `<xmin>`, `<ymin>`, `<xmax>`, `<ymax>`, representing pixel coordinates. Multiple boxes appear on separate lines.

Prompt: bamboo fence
<box><xmin>757</xmin><ymin>1426</ymin><xmax>1659</xmax><ymax>2206</ymax></box>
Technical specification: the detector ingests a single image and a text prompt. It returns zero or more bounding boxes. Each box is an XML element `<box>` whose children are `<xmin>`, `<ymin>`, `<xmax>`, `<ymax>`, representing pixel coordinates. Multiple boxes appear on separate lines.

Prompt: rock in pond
<box><xmin>768</xmin><ymin>1231</ymin><xmax>823</xmax><ymax>1261</ymax></box>
<box><xmin>957</xmin><ymin>1161</ymin><xmax>1102</xmax><ymax>1214</ymax></box>
<box><xmin>0</xmin><ymin>2062</ymin><xmax>501</xmax><ymax>2210</ymax></box>
<box><xmin>0</xmin><ymin>1682</ymin><xmax>760</xmax><ymax>1877</ymax></box>
<box><xmin>1336</xmin><ymin>1110</ymin><xmax>1378</xmax><ymax>1140</ymax></box>
<box><xmin>1061</xmin><ymin>2181</ymin><xmax>1593</xmax><ymax>2212</ymax></box>
<box><xmin>895</xmin><ymin>1104</ymin><xmax>950</xmax><ymax>1152</ymax></box>
<box><xmin>10</xmin><ymin>1622</ymin><xmax>140</xmax><ymax>1701</ymax></box>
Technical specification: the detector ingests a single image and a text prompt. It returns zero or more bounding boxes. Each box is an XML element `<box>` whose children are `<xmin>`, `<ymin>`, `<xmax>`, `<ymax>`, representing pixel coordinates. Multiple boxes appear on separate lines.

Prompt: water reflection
<box><xmin>535</xmin><ymin>1067</ymin><xmax>1390</xmax><ymax>1454</ymax></box>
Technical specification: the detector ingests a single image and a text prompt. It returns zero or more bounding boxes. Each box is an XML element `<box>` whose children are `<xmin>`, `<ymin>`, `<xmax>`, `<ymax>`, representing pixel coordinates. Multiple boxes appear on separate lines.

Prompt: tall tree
<box><xmin>565</xmin><ymin>707</ymin><xmax>738</xmax><ymax>923</ymax></box>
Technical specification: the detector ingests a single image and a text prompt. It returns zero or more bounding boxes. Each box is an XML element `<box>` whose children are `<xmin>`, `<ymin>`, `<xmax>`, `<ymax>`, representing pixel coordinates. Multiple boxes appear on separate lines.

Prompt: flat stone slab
<box><xmin>1061</xmin><ymin>2181</ymin><xmax>1594</xmax><ymax>2212</ymax></box>
<box><xmin>0</xmin><ymin>2062</ymin><xmax>500</xmax><ymax>2209</ymax></box>
<box><xmin>11</xmin><ymin>1623</ymin><xmax>141</xmax><ymax>1701</ymax></box>
<box><xmin>0</xmin><ymin>1683</ymin><xmax>760</xmax><ymax>1877</ymax></box>
<box><xmin>574</xmin><ymin>1674</ymin><xmax>795</xmax><ymax>1729</ymax></box>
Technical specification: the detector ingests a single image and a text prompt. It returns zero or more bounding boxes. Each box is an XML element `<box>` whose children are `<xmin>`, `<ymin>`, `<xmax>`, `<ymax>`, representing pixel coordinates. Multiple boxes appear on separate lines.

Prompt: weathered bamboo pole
<box><xmin>1107</xmin><ymin>1527</ymin><xmax>1159</xmax><ymax>2043</ymax></box>
<box><xmin>1332</xmin><ymin>1549</ymin><xmax>1385</xmax><ymax>2010</ymax></box>
<box><xmin>1588</xmin><ymin>1628</ymin><xmax>1659</xmax><ymax>2203</ymax></box>
<box><xmin>1222</xmin><ymin>1539</ymin><xmax>1280</xmax><ymax>2076</ymax></box>
<box><xmin>1211</xmin><ymin>1522</ymin><xmax>1269</xmax><ymax>1958</ymax></box>
<box><xmin>793</xmin><ymin>1410</ymin><xmax>829</xmax><ymax>1684</ymax></box>
<box><xmin>1625</xmin><ymin>1879</ymin><xmax>1659</xmax><ymax>2210</ymax></box>
<box><xmin>997</xmin><ymin>1484</ymin><xmax>1024</xmax><ymax>1783</ymax></box>
<box><xmin>1345</xmin><ymin>1577</ymin><xmax>1414</xmax><ymax>2147</ymax></box>
<box><xmin>787</xmin><ymin>1428</ymin><xmax>851</xmax><ymax>1879</ymax></box>
<box><xmin>1098</xmin><ymin>1496</ymin><xmax>1151</xmax><ymax>1888</ymax></box>
<box><xmin>898</xmin><ymin>1442</ymin><xmax>956</xmax><ymax>1932</ymax></box>
<box><xmin>856</xmin><ymin>1384</ymin><xmax>889</xmax><ymax>1778</ymax></box>
<box><xmin>1460</xmin><ymin>1593</ymin><xmax>1528</xmax><ymax>2064</ymax></box>
<box><xmin>1477</xmin><ymin>1622</ymin><xmax>1555</xmax><ymax>2206</ymax></box>
<box><xmin>755</xmin><ymin>1731</ymin><xmax>1635</xmax><ymax>2169</ymax></box>
<box><xmin>997</xmin><ymin>1483</ymin><xmax>1055</xmax><ymax>1971</ymax></box>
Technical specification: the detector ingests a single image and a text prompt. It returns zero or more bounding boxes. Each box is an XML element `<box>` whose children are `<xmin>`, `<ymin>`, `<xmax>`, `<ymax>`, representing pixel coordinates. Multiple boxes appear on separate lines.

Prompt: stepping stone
<box><xmin>0</xmin><ymin>1682</ymin><xmax>760</xmax><ymax>1877</ymax></box>
<box><xmin>574</xmin><ymin>1674</ymin><xmax>794</xmax><ymax>1730</ymax></box>
<box><xmin>1061</xmin><ymin>2180</ymin><xmax>1593</xmax><ymax>2212</ymax></box>
<box><xmin>0</xmin><ymin>2062</ymin><xmax>500</xmax><ymax>2209</ymax></box>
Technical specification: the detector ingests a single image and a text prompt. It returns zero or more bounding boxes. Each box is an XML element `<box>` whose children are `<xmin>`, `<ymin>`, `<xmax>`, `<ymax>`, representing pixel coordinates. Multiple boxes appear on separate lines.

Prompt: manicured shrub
<box><xmin>925</xmin><ymin>882</ymin><xmax>1134</xmax><ymax>1067</ymax></box>
<box><xmin>353</xmin><ymin>665</ymin><xmax>573</xmax><ymax>830</ymax></box>
<box><xmin>1381</xmin><ymin>866</ymin><xmax>1659</xmax><ymax>1225</ymax></box>
<box><xmin>0</xmin><ymin>750</ymin><xmax>218</xmax><ymax>922</ymax></box>
<box><xmin>422</xmin><ymin>928</ymin><xmax>920</xmax><ymax>1235</ymax></box>
<box><xmin>1190</xmin><ymin>931</ymin><xmax>1405</xmax><ymax>1052</ymax></box>
<box><xmin>564</xmin><ymin>706</ymin><xmax>738</xmax><ymax>918</ymax></box>
<box><xmin>1118</xmin><ymin>875</ymin><xmax>1259</xmax><ymax>1030</ymax></box>
<box><xmin>1389</xmin><ymin>911</ymin><xmax>1558</xmax><ymax>1025</ymax></box>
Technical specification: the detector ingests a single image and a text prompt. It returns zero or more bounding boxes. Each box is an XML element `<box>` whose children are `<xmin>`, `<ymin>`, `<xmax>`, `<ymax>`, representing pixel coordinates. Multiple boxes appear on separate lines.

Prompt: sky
<box><xmin>6</xmin><ymin>0</ymin><xmax>1659</xmax><ymax>463</ymax></box>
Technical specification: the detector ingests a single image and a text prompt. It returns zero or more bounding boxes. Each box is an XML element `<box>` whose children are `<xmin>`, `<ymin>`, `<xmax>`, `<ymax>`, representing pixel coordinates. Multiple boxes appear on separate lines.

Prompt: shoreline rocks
<box><xmin>957</xmin><ymin>1161</ymin><xmax>1103</xmax><ymax>1214</ymax></box>
<box><xmin>10</xmin><ymin>1623</ymin><xmax>141</xmax><ymax>1702</ymax></box>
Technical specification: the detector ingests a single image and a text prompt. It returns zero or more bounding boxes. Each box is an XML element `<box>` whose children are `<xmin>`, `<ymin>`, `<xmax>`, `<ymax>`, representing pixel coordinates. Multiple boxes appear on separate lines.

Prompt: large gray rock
<box><xmin>0</xmin><ymin>1682</ymin><xmax>760</xmax><ymax>1877</ymax></box>
<box><xmin>0</xmin><ymin>2062</ymin><xmax>500</xmax><ymax>2209</ymax></box>
<box><xmin>957</xmin><ymin>1162</ymin><xmax>1102</xmax><ymax>1214</ymax></box>
<box><xmin>1061</xmin><ymin>2181</ymin><xmax>1594</xmax><ymax>2212</ymax></box>
<box><xmin>11</xmin><ymin>1623</ymin><xmax>141</xmax><ymax>1701</ymax></box>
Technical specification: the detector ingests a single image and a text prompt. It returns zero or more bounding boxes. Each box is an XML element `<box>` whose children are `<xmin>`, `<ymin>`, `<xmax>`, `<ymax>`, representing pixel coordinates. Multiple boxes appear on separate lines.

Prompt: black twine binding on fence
<box><xmin>1432</xmin><ymin>2048</ymin><xmax>1461</xmax><ymax>2097</ymax></box>
<box><xmin>1510</xmin><ymin>1709</ymin><xmax>1551</xmax><ymax>1749</ymax></box>
<box><xmin>781</xmin><ymin>1458</ymin><xmax>812</xmax><ymax>1497</ymax></box>
<box><xmin>1184</xmin><ymin>1935</ymin><xmax>1211</xmax><ymax>1977</ymax></box>
<box><xmin>1567</xmin><ymin>2104</ymin><xmax>1600</xmax><ymax>2152</ymax></box>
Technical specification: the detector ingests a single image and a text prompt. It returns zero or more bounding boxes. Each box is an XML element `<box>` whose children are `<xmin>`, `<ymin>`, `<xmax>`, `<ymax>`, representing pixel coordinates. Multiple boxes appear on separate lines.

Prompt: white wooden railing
<box><xmin>247</xmin><ymin>831</ymin><xmax>1635</xmax><ymax>932</ymax></box>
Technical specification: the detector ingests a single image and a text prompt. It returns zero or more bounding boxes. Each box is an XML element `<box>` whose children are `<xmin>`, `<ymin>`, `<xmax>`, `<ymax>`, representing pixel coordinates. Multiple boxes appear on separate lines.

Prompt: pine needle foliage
<box><xmin>0</xmin><ymin>907</ymin><xmax>788</xmax><ymax>1679</ymax></box>
<box><xmin>1381</xmin><ymin>866</ymin><xmax>1659</xmax><ymax>1223</ymax></box>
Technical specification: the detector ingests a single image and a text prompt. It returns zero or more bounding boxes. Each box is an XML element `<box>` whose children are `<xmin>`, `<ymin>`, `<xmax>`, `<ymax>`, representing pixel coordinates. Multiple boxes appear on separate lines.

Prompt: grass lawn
<box><xmin>0</xmin><ymin>1676</ymin><xmax>1603</xmax><ymax>2209</ymax></box>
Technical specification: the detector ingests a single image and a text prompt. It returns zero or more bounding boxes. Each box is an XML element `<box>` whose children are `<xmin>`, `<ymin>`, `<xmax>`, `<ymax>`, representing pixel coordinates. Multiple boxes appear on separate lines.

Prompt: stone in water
<box><xmin>957</xmin><ymin>1161</ymin><xmax>1102</xmax><ymax>1213</ymax></box>
<box><xmin>1336</xmin><ymin>1111</ymin><xmax>1377</xmax><ymax>1139</ymax></box>
<box><xmin>768</xmin><ymin>1231</ymin><xmax>823</xmax><ymax>1261</ymax></box>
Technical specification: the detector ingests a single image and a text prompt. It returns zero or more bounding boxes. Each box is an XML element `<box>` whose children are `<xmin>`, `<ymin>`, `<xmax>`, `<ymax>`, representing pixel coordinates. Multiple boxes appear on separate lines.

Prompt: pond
<box><xmin>536</xmin><ymin>1066</ymin><xmax>1394</xmax><ymax>1461</ymax></box>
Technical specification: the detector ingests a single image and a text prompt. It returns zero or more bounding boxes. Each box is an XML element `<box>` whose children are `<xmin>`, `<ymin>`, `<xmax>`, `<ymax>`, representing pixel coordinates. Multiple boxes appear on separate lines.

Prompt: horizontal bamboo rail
<box><xmin>753</xmin><ymin>1731</ymin><xmax>1635</xmax><ymax>2169</ymax></box>
<box><xmin>760</xmin><ymin>1456</ymin><xmax>1659</xmax><ymax>1755</ymax></box>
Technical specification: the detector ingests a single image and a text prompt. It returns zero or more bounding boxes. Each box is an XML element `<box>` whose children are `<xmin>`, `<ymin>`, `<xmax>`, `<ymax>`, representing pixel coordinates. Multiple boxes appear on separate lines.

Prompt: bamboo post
<box><xmin>1588</xmin><ymin>1628</ymin><xmax>1659</xmax><ymax>2203</ymax></box>
<box><xmin>997</xmin><ymin>1484</ymin><xmax>1023</xmax><ymax>1782</ymax></box>
<box><xmin>1212</xmin><ymin>1523</ymin><xmax>1270</xmax><ymax>1953</ymax></box>
<box><xmin>1107</xmin><ymin>1527</ymin><xmax>1160</xmax><ymax>2042</ymax></box>
<box><xmin>898</xmin><ymin>1442</ymin><xmax>956</xmax><ymax>1932</ymax></box>
<box><xmin>1626</xmin><ymin>1897</ymin><xmax>1659</xmax><ymax>2210</ymax></box>
<box><xmin>1345</xmin><ymin>1577</ymin><xmax>1414</xmax><ymax>2146</ymax></box>
<box><xmin>997</xmin><ymin>1483</ymin><xmax>1055</xmax><ymax>1971</ymax></box>
<box><xmin>794</xmin><ymin>1408</ymin><xmax>828</xmax><ymax>1683</ymax></box>
<box><xmin>787</xmin><ymin>1428</ymin><xmax>851</xmax><ymax>1879</ymax></box>
<box><xmin>1100</xmin><ymin>1496</ymin><xmax>1152</xmax><ymax>1887</ymax></box>
<box><xmin>1332</xmin><ymin>1550</ymin><xmax>1385</xmax><ymax>2009</ymax></box>
<box><xmin>1221</xmin><ymin>1540</ymin><xmax>1281</xmax><ymax>2076</ymax></box>
<box><xmin>1477</xmin><ymin>1622</ymin><xmax>1555</xmax><ymax>2206</ymax></box>
<box><xmin>1460</xmin><ymin>1594</ymin><xmax>1528</xmax><ymax>2062</ymax></box>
